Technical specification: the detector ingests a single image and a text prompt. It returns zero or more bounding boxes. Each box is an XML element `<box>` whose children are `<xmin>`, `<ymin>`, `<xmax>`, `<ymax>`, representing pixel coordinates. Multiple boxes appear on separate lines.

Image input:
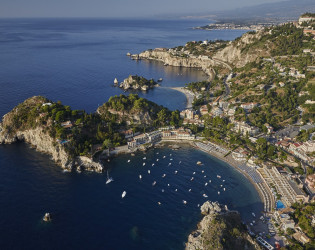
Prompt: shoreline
<box><xmin>191</xmin><ymin>141</ymin><xmax>268</xmax><ymax>213</ymax></box>
<box><xmin>168</xmin><ymin>87</ymin><xmax>195</xmax><ymax>109</ymax></box>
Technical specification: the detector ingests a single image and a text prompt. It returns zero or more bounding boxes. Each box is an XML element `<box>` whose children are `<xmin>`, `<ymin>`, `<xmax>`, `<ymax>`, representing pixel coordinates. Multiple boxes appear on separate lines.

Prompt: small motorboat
<box><xmin>205</xmin><ymin>183</ymin><xmax>208</xmax><ymax>186</ymax></box>
<box><xmin>152</xmin><ymin>181</ymin><xmax>157</xmax><ymax>186</ymax></box>
<box><xmin>122</xmin><ymin>191</ymin><xmax>127</xmax><ymax>198</ymax></box>
<box><xmin>156</xmin><ymin>159</ymin><xmax>159</xmax><ymax>162</ymax></box>
<box><xmin>222</xmin><ymin>180</ymin><xmax>225</xmax><ymax>182</ymax></box>
<box><xmin>197</xmin><ymin>204</ymin><xmax>200</xmax><ymax>207</ymax></box>
<box><xmin>143</xmin><ymin>163</ymin><xmax>146</xmax><ymax>166</ymax></box>
<box><xmin>182</xmin><ymin>200</ymin><xmax>187</xmax><ymax>204</ymax></box>
<box><xmin>158</xmin><ymin>78</ymin><xmax>163</xmax><ymax>82</ymax></box>
<box><xmin>197</xmin><ymin>161</ymin><xmax>202</xmax><ymax>165</ymax></box>
<box><xmin>152</xmin><ymin>163</ymin><xmax>155</xmax><ymax>166</ymax></box>
<box><xmin>148</xmin><ymin>170</ymin><xmax>151</xmax><ymax>174</ymax></box>
<box><xmin>127</xmin><ymin>159</ymin><xmax>130</xmax><ymax>163</ymax></box>
<box><xmin>170</xmin><ymin>158</ymin><xmax>173</xmax><ymax>161</ymax></box>
<box><xmin>161</xmin><ymin>189</ymin><xmax>165</xmax><ymax>193</ymax></box>
<box><xmin>204</xmin><ymin>175</ymin><xmax>206</xmax><ymax>178</ymax></box>
<box><xmin>218</xmin><ymin>191</ymin><xmax>220</xmax><ymax>195</ymax></box>
<box><xmin>175</xmin><ymin>189</ymin><xmax>178</xmax><ymax>192</ymax></box>
<box><xmin>193</xmin><ymin>172</ymin><xmax>196</xmax><ymax>175</ymax></box>
<box><xmin>43</xmin><ymin>213</ymin><xmax>51</xmax><ymax>222</ymax></box>
<box><xmin>220</xmin><ymin>184</ymin><xmax>223</xmax><ymax>187</ymax></box>
<box><xmin>252</xmin><ymin>213</ymin><xmax>256</xmax><ymax>217</ymax></box>
<box><xmin>217</xmin><ymin>175</ymin><xmax>221</xmax><ymax>179</ymax></box>
<box><xmin>162</xmin><ymin>174</ymin><xmax>166</xmax><ymax>178</ymax></box>
<box><xmin>201</xmin><ymin>170</ymin><xmax>204</xmax><ymax>173</ymax></box>
<box><xmin>163</xmin><ymin>156</ymin><xmax>166</xmax><ymax>158</ymax></box>
<box><xmin>158</xmin><ymin>202</ymin><xmax>161</xmax><ymax>205</ymax></box>
<box><xmin>168</xmin><ymin>163</ymin><xmax>171</xmax><ymax>166</ymax></box>
<box><xmin>190</xmin><ymin>177</ymin><xmax>194</xmax><ymax>181</ymax></box>
<box><xmin>170</xmin><ymin>154</ymin><xmax>172</xmax><ymax>156</ymax></box>
<box><xmin>179</xmin><ymin>161</ymin><xmax>181</xmax><ymax>164</ymax></box>
<box><xmin>223</xmin><ymin>188</ymin><xmax>226</xmax><ymax>191</ymax></box>
<box><xmin>143</xmin><ymin>157</ymin><xmax>146</xmax><ymax>160</ymax></box>
<box><xmin>139</xmin><ymin>175</ymin><xmax>142</xmax><ymax>180</ymax></box>
<box><xmin>167</xmin><ymin>184</ymin><xmax>170</xmax><ymax>187</ymax></box>
<box><xmin>174</xmin><ymin>170</ymin><xmax>178</xmax><ymax>174</ymax></box>
<box><xmin>208</xmin><ymin>180</ymin><xmax>211</xmax><ymax>183</ymax></box>
<box><xmin>188</xmin><ymin>189</ymin><xmax>191</xmax><ymax>192</ymax></box>
<box><xmin>203</xmin><ymin>194</ymin><xmax>208</xmax><ymax>198</ymax></box>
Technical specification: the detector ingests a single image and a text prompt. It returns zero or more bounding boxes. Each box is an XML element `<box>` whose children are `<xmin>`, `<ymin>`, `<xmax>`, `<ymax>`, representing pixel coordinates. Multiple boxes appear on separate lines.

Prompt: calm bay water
<box><xmin>0</xmin><ymin>19</ymin><xmax>260</xmax><ymax>249</ymax></box>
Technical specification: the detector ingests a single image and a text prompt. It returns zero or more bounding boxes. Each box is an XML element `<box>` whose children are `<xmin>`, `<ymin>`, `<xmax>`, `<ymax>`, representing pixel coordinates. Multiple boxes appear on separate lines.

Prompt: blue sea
<box><xmin>0</xmin><ymin>18</ymin><xmax>261</xmax><ymax>249</ymax></box>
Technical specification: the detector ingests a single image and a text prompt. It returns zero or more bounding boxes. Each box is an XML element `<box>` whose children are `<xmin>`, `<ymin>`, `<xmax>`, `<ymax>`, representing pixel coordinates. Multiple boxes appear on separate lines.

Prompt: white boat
<box><xmin>156</xmin><ymin>159</ymin><xmax>159</xmax><ymax>162</ymax></box>
<box><xmin>158</xmin><ymin>78</ymin><xmax>163</xmax><ymax>82</ymax></box>
<box><xmin>148</xmin><ymin>170</ymin><xmax>150</xmax><ymax>174</ymax></box>
<box><xmin>188</xmin><ymin>189</ymin><xmax>191</xmax><ymax>192</ymax></box>
<box><xmin>197</xmin><ymin>204</ymin><xmax>200</xmax><ymax>207</ymax></box>
<box><xmin>174</xmin><ymin>170</ymin><xmax>178</xmax><ymax>174</ymax></box>
<box><xmin>143</xmin><ymin>157</ymin><xmax>146</xmax><ymax>160</ymax></box>
<box><xmin>162</xmin><ymin>174</ymin><xmax>166</xmax><ymax>178</ymax></box>
<box><xmin>163</xmin><ymin>156</ymin><xmax>166</xmax><ymax>158</ymax></box>
<box><xmin>252</xmin><ymin>212</ymin><xmax>256</xmax><ymax>217</ymax></box>
<box><xmin>127</xmin><ymin>159</ymin><xmax>130</xmax><ymax>163</ymax></box>
<box><xmin>205</xmin><ymin>183</ymin><xmax>208</xmax><ymax>186</ymax></box>
<box><xmin>168</xmin><ymin>163</ymin><xmax>171</xmax><ymax>166</ymax></box>
<box><xmin>152</xmin><ymin>181</ymin><xmax>157</xmax><ymax>186</ymax></box>
<box><xmin>106</xmin><ymin>171</ymin><xmax>114</xmax><ymax>184</ymax></box>
<box><xmin>114</xmin><ymin>78</ymin><xmax>118</xmax><ymax>84</ymax></box>
<box><xmin>170</xmin><ymin>158</ymin><xmax>173</xmax><ymax>161</ymax></box>
<box><xmin>158</xmin><ymin>202</ymin><xmax>161</xmax><ymax>205</ymax></box>
<box><xmin>43</xmin><ymin>213</ymin><xmax>51</xmax><ymax>222</ymax></box>
<box><xmin>201</xmin><ymin>170</ymin><xmax>204</xmax><ymax>173</ymax></box>
<box><xmin>250</xmin><ymin>223</ymin><xmax>253</xmax><ymax>226</ymax></box>
<box><xmin>139</xmin><ymin>175</ymin><xmax>142</xmax><ymax>180</ymax></box>
<box><xmin>197</xmin><ymin>161</ymin><xmax>202</xmax><ymax>165</ymax></box>
<box><xmin>193</xmin><ymin>172</ymin><xmax>196</xmax><ymax>175</ymax></box>
<box><xmin>167</xmin><ymin>184</ymin><xmax>170</xmax><ymax>186</ymax></box>
<box><xmin>209</xmin><ymin>180</ymin><xmax>211</xmax><ymax>183</ymax></box>
<box><xmin>143</xmin><ymin>163</ymin><xmax>146</xmax><ymax>166</ymax></box>
<box><xmin>152</xmin><ymin>163</ymin><xmax>155</xmax><ymax>166</ymax></box>
<box><xmin>175</xmin><ymin>189</ymin><xmax>178</xmax><ymax>192</ymax></box>
<box><xmin>182</xmin><ymin>200</ymin><xmax>187</xmax><ymax>204</ymax></box>
<box><xmin>217</xmin><ymin>175</ymin><xmax>221</xmax><ymax>178</ymax></box>
<box><xmin>218</xmin><ymin>191</ymin><xmax>220</xmax><ymax>195</ymax></box>
<box><xmin>190</xmin><ymin>177</ymin><xmax>194</xmax><ymax>181</ymax></box>
<box><xmin>179</xmin><ymin>161</ymin><xmax>181</xmax><ymax>164</ymax></box>
<box><xmin>122</xmin><ymin>191</ymin><xmax>127</xmax><ymax>198</ymax></box>
<box><xmin>170</xmin><ymin>154</ymin><xmax>172</xmax><ymax>156</ymax></box>
<box><xmin>203</xmin><ymin>194</ymin><xmax>208</xmax><ymax>198</ymax></box>
<box><xmin>223</xmin><ymin>188</ymin><xmax>226</xmax><ymax>191</ymax></box>
<box><xmin>156</xmin><ymin>152</ymin><xmax>159</xmax><ymax>155</ymax></box>
<box><xmin>204</xmin><ymin>175</ymin><xmax>206</xmax><ymax>178</ymax></box>
<box><xmin>220</xmin><ymin>184</ymin><xmax>223</xmax><ymax>187</ymax></box>
<box><xmin>222</xmin><ymin>180</ymin><xmax>225</xmax><ymax>182</ymax></box>
<box><xmin>161</xmin><ymin>189</ymin><xmax>165</xmax><ymax>192</ymax></box>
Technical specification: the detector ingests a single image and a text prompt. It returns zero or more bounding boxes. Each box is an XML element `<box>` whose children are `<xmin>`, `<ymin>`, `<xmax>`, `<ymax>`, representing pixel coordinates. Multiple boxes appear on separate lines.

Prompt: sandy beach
<box><xmin>169</xmin><ymin>87</ymin><xmax>195</xmax><ymax>109</ymax></box>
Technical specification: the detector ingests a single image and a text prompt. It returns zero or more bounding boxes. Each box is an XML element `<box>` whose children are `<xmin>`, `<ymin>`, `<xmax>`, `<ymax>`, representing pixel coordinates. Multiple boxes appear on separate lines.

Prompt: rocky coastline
<box><xmin>186</xmin><ymin>201</ymin><xmax>262</xmax><ymax>250</ymax></box>
<box><xmin>0</xmin><ymin>125</ymin><xmax>103</xmax><ymax>173</ymax></box>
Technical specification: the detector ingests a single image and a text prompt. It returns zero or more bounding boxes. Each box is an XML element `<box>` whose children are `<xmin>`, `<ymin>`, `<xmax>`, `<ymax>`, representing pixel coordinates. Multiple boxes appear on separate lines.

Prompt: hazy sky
<box><xmin>0</xmin><ymin>0</ymin><xmax>285</xmax><ymax>18</ymax></box>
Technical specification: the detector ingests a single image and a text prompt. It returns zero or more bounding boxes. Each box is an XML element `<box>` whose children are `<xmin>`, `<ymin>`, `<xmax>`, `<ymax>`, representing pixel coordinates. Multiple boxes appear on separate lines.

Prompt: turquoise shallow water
<box><xmin>0</xmin><ymin>19</ymin><xmax>257</xmax><ymax>249</ymax></box>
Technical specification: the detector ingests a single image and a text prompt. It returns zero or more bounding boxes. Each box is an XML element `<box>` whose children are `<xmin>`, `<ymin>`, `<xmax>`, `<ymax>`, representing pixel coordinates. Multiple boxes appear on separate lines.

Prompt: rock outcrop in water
<box><xmin>186</xmin><ymin>201</ymin><xmax>261</xmax><ymax>250</ymax></box>
<box><xmin>118</xmin><ymin>75</ymin><xmax>158</xmax><ymax>91</ymax></box>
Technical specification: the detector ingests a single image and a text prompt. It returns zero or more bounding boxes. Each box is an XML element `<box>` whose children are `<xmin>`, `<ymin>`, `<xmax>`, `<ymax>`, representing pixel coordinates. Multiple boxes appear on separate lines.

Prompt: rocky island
<box><xmin>186</xmin><ymin>201</ymin><xmax>261</xmax><ymax>250</ymax></box>
<box><xmin>117</xmin><ymin>75</ymin><xmax>159</xmax><ymax>91</ymax></box>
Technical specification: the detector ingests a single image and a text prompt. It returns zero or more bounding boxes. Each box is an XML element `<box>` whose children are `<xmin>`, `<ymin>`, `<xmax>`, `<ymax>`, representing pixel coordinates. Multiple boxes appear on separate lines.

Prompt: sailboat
<box><xmin>106</xmin><ymin>171</ymin><xmax>114</xmax><ymax>184</ymax></box>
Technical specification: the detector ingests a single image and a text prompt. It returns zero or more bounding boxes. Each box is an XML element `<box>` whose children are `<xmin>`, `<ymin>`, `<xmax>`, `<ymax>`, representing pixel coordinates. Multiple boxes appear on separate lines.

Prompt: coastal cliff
<box><xmin>0</xmin><ymin>96</ymin><xmax>103</xmax><ymax>172</ymax></box>
<box><xmin>135</xmin><ymin>50</ymin><xmax>216</xmax><ymax>80</ymax></box>
<box><xmin>186</xmin><ymin>201</ymin><xmax>261</xmax><ymax>250</ymax></box>
<box><xmin>213</xmin><ymin>30</ymin><xmax>268</xmax><ymax>68</ymax></box>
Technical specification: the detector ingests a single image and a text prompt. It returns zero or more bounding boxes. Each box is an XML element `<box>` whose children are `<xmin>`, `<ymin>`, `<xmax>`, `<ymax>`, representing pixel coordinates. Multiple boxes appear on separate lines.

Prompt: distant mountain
<box><xmin>182</xmin><ymin>0</ymin><xmax>315</xmax><ymax>24</ymax></box>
